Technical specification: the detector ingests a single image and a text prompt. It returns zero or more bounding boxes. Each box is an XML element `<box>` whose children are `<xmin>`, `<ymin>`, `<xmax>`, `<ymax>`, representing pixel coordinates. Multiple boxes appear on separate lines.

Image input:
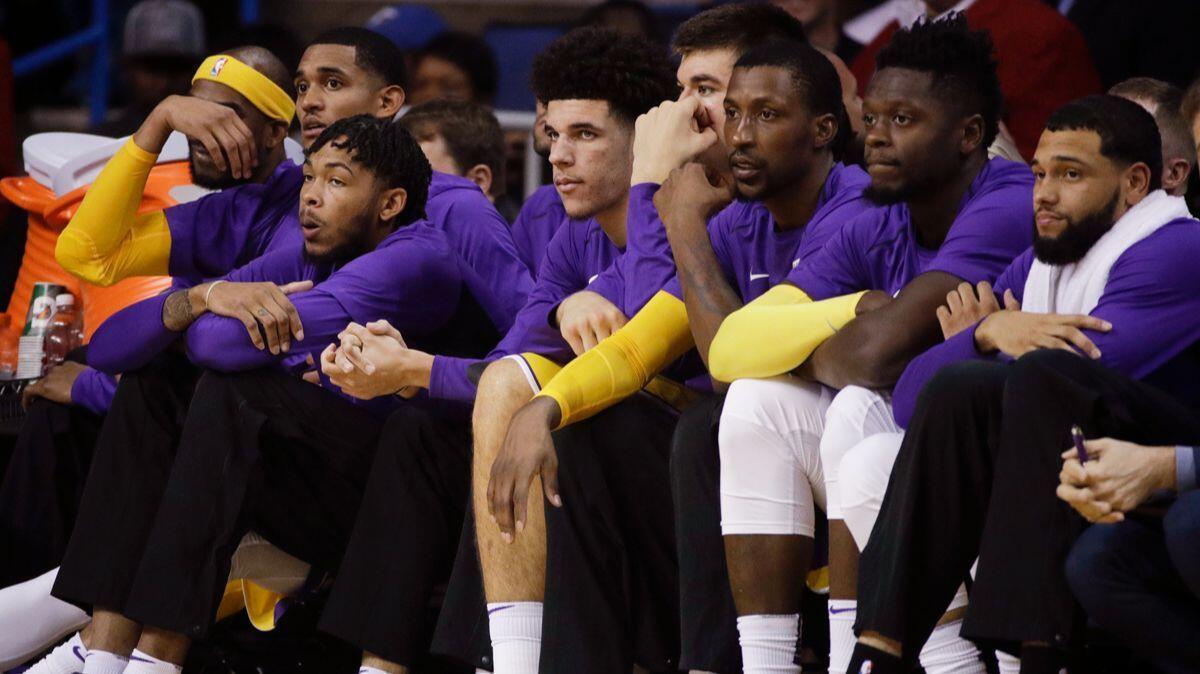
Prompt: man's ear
<box><xmin>1162</xmin><ymin>157</ymin><xmax>1193</xmax><ymax>195</ymax></box>
<box><xmin>960</xmin><ymin>113</ymin><xmax>985</xmax><ymax>156</ymax></box>
<box><xmin>813</xmin><ymin>113</ymin><xmax>838</xmax><ymax>150</ymax></box>
<box><xmin>379</xmin><ymin>85</ymin><xmax>406</xmax><ymax>118</ymax></box>
<box><xmin>378</xmin><ymin>187</ymin><xmax>409</xmax><ymax>224</ymax></box>
<box><xmin>1123</xmin><ymin>162</ymin><xmax>1153</xmax><ymax>203</ymax></box>
<box><xmin>464</xmin><ymin>163</ymin><xmax>494</xmax><ymax>200</ymax></box>
<box><xmin>262</xmin><ymin>120</ymin><xmax>290</xmax><ymax>150</ymax></box>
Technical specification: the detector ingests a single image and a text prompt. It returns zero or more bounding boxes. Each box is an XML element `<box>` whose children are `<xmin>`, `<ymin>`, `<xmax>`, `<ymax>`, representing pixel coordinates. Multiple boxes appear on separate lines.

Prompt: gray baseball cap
<box><xmin>123</xmin><ymin>0</ymin><xmax>206</xmax><ymax>58</ymax></box>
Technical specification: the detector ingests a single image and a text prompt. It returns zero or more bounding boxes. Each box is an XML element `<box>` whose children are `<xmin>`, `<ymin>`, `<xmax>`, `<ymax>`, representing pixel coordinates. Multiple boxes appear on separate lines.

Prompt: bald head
<box><xmin>225</xmin><ymin>45</ymin><xmax>295</xmax><ymax>98</ymax></box>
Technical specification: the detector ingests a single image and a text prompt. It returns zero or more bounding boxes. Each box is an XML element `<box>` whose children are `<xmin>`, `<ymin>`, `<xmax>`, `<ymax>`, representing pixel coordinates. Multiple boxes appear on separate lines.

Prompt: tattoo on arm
<box><xmin>672</xmin><ymin>236</ymin><xmax>742</xmax><ymax>365</ymax></box>
<box><xmin>162</xmin><ymin>289</ymin><xmax>199</xmax><ymax>331</ymax></box>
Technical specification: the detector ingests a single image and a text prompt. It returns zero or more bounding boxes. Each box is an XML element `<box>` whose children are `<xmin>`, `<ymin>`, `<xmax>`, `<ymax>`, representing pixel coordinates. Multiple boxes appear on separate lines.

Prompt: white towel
<box><xmin>1022</xmin><ymin>191</ymin><xmax>1193</xmax><ymax>315</ymax></box>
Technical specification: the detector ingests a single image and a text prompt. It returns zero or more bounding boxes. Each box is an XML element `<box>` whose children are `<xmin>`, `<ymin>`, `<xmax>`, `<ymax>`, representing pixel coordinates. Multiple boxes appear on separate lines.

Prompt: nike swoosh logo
<box><xmin>829</xmin><ymin>607</ymin><xmax>857</xmax><ymax>614</ymax></box>
<box><xmin>129</xmin><ymin>655</ymin><xmax>153</xmax><ymax>663</ymax></box>
<box><xmin>792</xmin><ymin>258</ymin><xmax>802</xmax><ymax>268</ymax></box>
<box><xmin>588</xmin><ymin>274</ymin><xmax>599</xmax><ymax>284</ymax></box>
<box><xmin>749</xmin><ymin>273</ymin><xmax>770</xmax><ymax>281</ymax></box>
<box><xmin>72</xmin><ymin>646</ymin><xmax>86</xmax><ymax>662</ymax></box>
<box><xmin>488</xmin><ymin>604</ymin><xmax>516</xmax><ymax>615</ymax></box>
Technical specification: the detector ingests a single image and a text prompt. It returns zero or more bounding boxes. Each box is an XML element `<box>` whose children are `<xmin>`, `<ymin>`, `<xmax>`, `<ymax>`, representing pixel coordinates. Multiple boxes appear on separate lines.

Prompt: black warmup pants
<box><xmin>0</xmin><ymin>398</ymin><xmax>102</xmax><ymax>585</ymax></box>
<box><xmin>432</xmin><ymin>394</ymin><xmax>682</xmax><ymax>674</ymax></box>
<box><xmin>53</xmin><ymin>353</ymin><xmax>201</xmax><ymax>612</ymax></box>
<box><xmin>670</xmin><ymin>393</ymin><xmax>741</xmax><ymax>674</ymax></box>
<box><xmin>319</xmin><ymin>405</ymin><xmax>472</xmax><ymax>667</ymax></box>
<box><xmin>857</xmin><ymin>349</ymin><xmax>1200</xmax><ymax>661</ymax></box>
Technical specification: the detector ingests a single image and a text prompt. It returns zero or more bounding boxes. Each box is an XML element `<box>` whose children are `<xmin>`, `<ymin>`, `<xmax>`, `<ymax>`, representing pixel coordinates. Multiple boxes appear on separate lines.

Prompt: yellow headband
<box><xmin>192</xmin><ymin>54</ymin><xmax>296</xmax><ymax>124</ymax></box>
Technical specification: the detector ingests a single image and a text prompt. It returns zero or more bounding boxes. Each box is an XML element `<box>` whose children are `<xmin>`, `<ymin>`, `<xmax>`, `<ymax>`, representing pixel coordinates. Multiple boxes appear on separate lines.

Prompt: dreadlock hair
<box><xmin>875</xmin><ymin>13</ymin><xmax>1002</xmax><ymax>150</ymax></box>
<box><xmin>531</xmin><ymin>26</ymin><xmax>677</xmax><ymax>125</ymax></box>
<box><xmin>310</xmin><ymin>27</ymin><xmax>408</xmax><ymax>90</ymax></box>
<box><xmin>1046</xmin><ymin>95</ymin><xmax>1163</xmax><ymax>192</ymax></box>
<box><xmin>400</xmin><ymin>99</ymin><xmax>507</xmax><ymax>198</ymax></box>
<box><xmin>736</xmin><ymin>38</ymin><xmax>851</xmax><ymax>160</ymax></box>
<box><xmin>672</xmin><ymin>2</ymin><xmax>807</xmax><ymax>57</ymax></box>
<box><xmin>308</xmin><ymin>114</ymin><xmax>432</xmax><ymax>228</ymax></box>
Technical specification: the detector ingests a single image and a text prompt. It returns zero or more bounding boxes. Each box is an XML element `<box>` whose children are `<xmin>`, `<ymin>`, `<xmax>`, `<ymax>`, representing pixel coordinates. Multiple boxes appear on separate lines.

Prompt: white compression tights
<box><xmin>0</xmin><ymin>568</ymin><xmax>89</xmax><ymax>670</ymax></box>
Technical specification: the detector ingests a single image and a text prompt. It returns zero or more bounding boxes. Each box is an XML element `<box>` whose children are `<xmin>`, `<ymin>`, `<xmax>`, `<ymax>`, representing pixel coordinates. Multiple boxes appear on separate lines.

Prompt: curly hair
<box><xmin>875</xmin><ymin>13</ymin><xmax>1002</xmax><ymax>149</ymax></box>
<box><xmin>308</xmin><ymin>114</ymin><xmax>432</xmax><ymax>228</ymax></box>
<box><xmin>672</xmin><ymin>2</ymin><xmax>807</xmax><ymax>57</ymax></box>
<box><xmin>400</xmin><ymin>99</ymin><xmax>507</xmax><ymax>197</ymax></box>
<box><xmin>736</xmin><ymin>38</ymin><xmax>850</xmax><ymax>160</ymax></box>
<box><xmin>531</xmin><ymin>26</ymin><xmax>677</xmax><ymax>124</ymax></box>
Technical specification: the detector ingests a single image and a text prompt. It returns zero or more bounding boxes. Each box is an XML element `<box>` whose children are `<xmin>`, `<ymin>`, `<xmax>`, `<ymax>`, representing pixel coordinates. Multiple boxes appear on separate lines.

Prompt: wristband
<box><xmin>204</xmin><ymin>280</ymin><xmax>226</xmax><ymax>310</ymax></box>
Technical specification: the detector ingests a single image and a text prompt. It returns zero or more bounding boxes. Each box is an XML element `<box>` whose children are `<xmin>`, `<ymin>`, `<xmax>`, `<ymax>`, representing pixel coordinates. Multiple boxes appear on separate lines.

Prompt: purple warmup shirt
<box><xmin>75</xmin><ymin>168</ymin><xmax>530</xmax><ymax>413</ymax></box>
<box><xmin>787</xmin><ymin>157</ymin><xmax>1034</xmax><ymax>300</ymax></box>
<box><xmin>892</xmin><ymin>218</ymin><xmax>1200</xmax><ymax>427</ymax></box>
<box><xmin>429</xmin><ymin>215</ymin><xmax>628</xmax><ymax>403</ymax></box>
<box><xmin>510</xmin><ymin>184</ymin><xmax>567</xmax><ymax>277</ymax></box>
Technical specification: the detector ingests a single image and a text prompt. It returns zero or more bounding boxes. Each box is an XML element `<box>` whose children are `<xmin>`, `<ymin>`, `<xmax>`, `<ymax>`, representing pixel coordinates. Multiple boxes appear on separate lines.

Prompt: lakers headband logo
<box><xmin>193</xmin><ymin>54</ymin><xmax>296</xmax><ymax>124</ymax></box>
<box><xmin>210</xmin><ymin>57</ymin><xmax>228</xmax><ymax>77</ymax></box>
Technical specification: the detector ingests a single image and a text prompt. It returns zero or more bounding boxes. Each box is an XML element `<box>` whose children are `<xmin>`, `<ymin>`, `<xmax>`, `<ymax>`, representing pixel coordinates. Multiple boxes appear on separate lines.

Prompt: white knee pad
<box><xmin>840</xmin><ymin>431</ymin><xmax>905</xmax><ymax>550</ymax></box>
<box><xmin>719</xmin><ymin>376</ymin><xmax>833</xmax><ymax>537</ymax></box>
<box><xmin>820</xmin><ymin>386</ymin><xmax>898</xmax><ymax>520</ymax></box>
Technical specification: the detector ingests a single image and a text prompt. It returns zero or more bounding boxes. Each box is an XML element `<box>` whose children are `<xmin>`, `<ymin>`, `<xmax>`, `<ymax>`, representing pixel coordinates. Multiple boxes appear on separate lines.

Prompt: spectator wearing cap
<box><xmin>91</xmin><ymin>0</ymin><xmax>206</xmax><ymax>137</ymax></box>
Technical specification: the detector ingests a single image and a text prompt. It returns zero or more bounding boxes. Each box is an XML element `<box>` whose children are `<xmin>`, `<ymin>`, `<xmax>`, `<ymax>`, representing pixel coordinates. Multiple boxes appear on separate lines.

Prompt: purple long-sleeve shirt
<box><xmin>510</xmin><ymin>184</ymin><xmax>567</xmax><ymax>277</ymax></box>
<box><xmin>787</xmin><ymin>157</ymin><xmax>1034</xmax><ymax>301</ymax></box>
<box><xmin>891</xmin><ymin>219</ymin><xmax>1200</xmax><ymax>428</ymax></box>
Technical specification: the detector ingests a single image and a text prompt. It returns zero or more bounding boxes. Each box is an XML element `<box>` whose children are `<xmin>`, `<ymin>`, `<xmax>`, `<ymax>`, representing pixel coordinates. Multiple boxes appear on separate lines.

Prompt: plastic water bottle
<box><xmin>44</xmin><ymin>294</ymin><xmax>82</xmax><ymax>367</ymax></box>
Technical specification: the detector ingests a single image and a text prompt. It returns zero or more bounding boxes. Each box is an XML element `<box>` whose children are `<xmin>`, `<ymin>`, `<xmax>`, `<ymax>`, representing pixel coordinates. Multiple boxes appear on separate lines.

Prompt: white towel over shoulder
<box><xmin>1022</xmin><ymin>190</ymin><xmax>1193</xmax><ymax>316</ymax></box>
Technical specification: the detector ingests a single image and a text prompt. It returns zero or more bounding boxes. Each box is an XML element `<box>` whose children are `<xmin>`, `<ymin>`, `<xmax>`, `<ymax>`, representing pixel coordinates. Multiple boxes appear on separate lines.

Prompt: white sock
<box><xmin>123</xmin><ymin>649</ymin><xmax>181</xmax><ymax>674</ymax></box>
<box><xmin>22</xmin><ymin>632</ymin><xmax>87</xmax><ymax>674</ymax></box>
<box><xmin>918</xmin><ymin>620</ymin><xmax>986</xmax><ymax>673</ymax></box>
<box><xmin>81</xmin><ymin>650</ymin><xmax>128</xmax><ymax>674</ymax></box>
<box><xmin>358</xmin><ymin>667</ymin><xmax>389</xmax><ymax>674</ymax></box>
<box><xmin>996</xmin><ymin>651</ymin><xmax>1021</xmax><ymax>674</ymax></box>
<box><xmin>487</xmin><ymin>602</ymin><xmax>541</xmax><ymax>674</ymax></box>
<box><xmin>828</xmin><ymin>599</ymin><xmax>857</xmax><ymax>674</ymax></box>
<box><xmin>736</xmin><ymin>614</ymin><xmax>800</xmax><ymax>674</ymax></box>
<box><xmin>0</xmin><ymin>568</ymin><xmax>91</xmax><ymax>670</ymax></box>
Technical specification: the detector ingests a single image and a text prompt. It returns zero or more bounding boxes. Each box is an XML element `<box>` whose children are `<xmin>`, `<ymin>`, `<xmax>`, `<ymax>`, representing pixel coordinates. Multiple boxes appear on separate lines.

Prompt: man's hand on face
<box><xmin>556</xmin><ymin>291</ymin><xmax>627</xmax><ymax>356</ymax></box>
<box><xmin>139</xmin><ymin>95</ymin><xmax>259</xmax><ymax>179</ymax></box>
<box><xmin>487</xmin><ymin>396</ymin><xmax>564</xmax><ymax>543</ymax></box>
<box><xmin>655</xmin><ymin>162</ymin><xmax>736</xmax><ymax>237</ymax></box>
<box><xmin>973</xmin><ymin>290</ymin><xmax>1111</xmax><ymax>359</ymax></box>
<box><xmin>22</xmin><ymin>360</ymin><xmax>87</xmax><ymax>408</ymax></box>
<box><xmin>630</xmin><ymin>96</ymin><xmax>720</xmax><ymax>186</ymax></box>
<box><xmin>937</xmin><ymin>281</ymin><xmax>1003</xmax><ymax>340</ymax></box>
<box><xmin>1057</xmin><ymin>438</ymin><xmax>1178</xmax><ymax>523</ymax></box>
<box><xmin>321</xmin><ymin>320</ymin><xmax>430</xmax><ymax>399</ymax></box>
<box><xmin>190</xmin><ymin>280</ymin><xmax>312</xmax><ymax>355</ymax></box>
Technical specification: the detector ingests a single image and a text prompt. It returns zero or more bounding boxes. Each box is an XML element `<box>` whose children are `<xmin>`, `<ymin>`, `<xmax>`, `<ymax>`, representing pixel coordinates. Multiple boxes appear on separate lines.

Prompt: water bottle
<box><xmin>44</xmin><ymin>294</ymin><xmax>81</xmax><ymax>367</ymax></box>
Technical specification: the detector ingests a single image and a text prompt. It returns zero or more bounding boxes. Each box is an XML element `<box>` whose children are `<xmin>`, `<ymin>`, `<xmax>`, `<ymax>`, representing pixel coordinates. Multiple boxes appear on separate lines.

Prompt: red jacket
<box><xmin>850</xmin><ymin>0</ymin><xmax>1102</xmax><ymax>160</ymax></box>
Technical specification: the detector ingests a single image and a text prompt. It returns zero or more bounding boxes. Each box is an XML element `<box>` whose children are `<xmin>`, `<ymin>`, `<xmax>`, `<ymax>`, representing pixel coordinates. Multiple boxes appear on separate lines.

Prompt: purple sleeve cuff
<box><xmin>1177</xmin><ymin>445</ymin><xmax>1197</xmax><ymax>492</ymax></box>
<box><xmin>429</xmin><ymin>355</ymin><xmax>484</xmax><ymax>403</ymax></box>
<box><xmin>87</xmin><ymin>292</ymin><xmax>181</xmax><ymax>375</ymax></box>
<box><xmin>69</xmin><ymin>367</ymin><xmax>118</xmax><ymax>415</ymax></box>
<box><xmin>892</xmin><ymin>325</ymin><xmax>988</xmax><ymax>428</ymax></box>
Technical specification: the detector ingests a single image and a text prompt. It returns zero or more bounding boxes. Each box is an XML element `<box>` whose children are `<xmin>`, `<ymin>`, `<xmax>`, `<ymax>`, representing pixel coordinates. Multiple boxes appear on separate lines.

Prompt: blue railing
<box><xmin>12</xmin><ymin>0</ymin><xmax>261</xmax><ymax>126</ymax></box>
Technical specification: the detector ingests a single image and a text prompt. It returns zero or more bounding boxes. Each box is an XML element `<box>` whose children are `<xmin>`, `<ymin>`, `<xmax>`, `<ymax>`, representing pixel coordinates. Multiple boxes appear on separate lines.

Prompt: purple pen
<box><xmin>1071</xmin><ymin>424</ymin><xmax>1090</xmax><ymax>462</ymax></box>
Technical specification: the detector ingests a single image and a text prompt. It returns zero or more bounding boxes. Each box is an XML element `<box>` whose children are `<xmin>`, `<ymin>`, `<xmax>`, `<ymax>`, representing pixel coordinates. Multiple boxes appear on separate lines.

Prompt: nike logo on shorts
<box><xmin>750</xmin><ymin>273</ymin><xmax>770</xmax><ymax>282</ymax></box>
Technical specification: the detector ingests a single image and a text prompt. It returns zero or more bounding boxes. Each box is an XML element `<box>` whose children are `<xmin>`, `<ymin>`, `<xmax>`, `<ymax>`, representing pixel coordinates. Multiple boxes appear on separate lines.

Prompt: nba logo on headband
<box><xmin>211</xmin><ymin>57</ymin><xmax>228</xmax><ymax>77</ymax></box>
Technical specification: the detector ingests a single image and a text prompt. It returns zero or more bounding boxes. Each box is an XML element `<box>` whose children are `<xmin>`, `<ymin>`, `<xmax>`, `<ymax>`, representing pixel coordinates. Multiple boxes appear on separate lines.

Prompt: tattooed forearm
<box><xmin>162</xmin><ymin>288</ymin><xmax>200</xmax><ymax>332</ymax></box>
<box><xmin>669</xmin><ymin>232</ymin><xmax>742</xmax><ymax>365</ymax></box>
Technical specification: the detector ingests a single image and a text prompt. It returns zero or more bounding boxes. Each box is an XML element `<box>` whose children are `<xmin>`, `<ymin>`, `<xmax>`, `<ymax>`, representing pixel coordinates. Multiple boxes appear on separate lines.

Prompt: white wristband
<box><xmin>204</xmin><ymin>280</ymin><xmax>226</xmax><ymax>310</ymax></box>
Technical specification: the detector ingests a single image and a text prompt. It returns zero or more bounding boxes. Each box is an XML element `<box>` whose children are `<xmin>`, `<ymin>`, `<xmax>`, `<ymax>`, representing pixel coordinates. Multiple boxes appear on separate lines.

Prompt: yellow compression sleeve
<box><xmin>708</xmin><ymin>286</ymin><xmax>867</xmax><ymax>383</ymax></box>
<box><xmin>536</xmin><ymin>291</ymin><xmax>695</xmax><ymax>428</ymax></box>
<box><xmin>55</xmin><ymin>139</ymin><xmax>172</xmax><ymax>286</ymax></box>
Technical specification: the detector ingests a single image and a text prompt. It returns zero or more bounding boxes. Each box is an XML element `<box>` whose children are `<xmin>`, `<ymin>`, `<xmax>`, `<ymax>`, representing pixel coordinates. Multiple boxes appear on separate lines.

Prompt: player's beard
<box><xmin>303</xmin><ymin>206</ymin><xmax>380</xmax><ymax>265</ymax></box>
<box><xmin>1033</xmin><ymin>191</ymin><xmax>1119</xmax><ymax>265</ymax></box>
<box><xmin>188</xmin><ymin>145</ymin><xmax>245</xmax><ymax>190</ymax></box>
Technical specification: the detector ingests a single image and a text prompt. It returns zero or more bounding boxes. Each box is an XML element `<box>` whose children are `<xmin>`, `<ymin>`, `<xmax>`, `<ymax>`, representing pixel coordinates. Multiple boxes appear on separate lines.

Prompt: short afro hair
<box><xmin>1110</xmin><ymin>77</ymin><xmax>1195</xmax><ymax>163</ymax></box>
<box><xmin>308</xmin><ymin>114</ymin><xmax>432</xmax><ymax>228</ymax></box>
<box><xmin>531</xmin><ymin>26</ymin><xmax>677</xmax><ymax>125</ymax></box>
<box><xmin>875</xmin><ymin>13</ymin><xmax>1002</xmax><ymax>150</ymax></box>
<box><xmin>400</xmin><ymin>99</ymin><xmax>507</xmax><ymax>198</ymax></box>
<box><xmin>415</xmin><ymin>31</ymin><xmax>499</xmax><ymax>104</ymax></box>
<box><xmin>310</xmin><ymin>27</ymin><xmax>408</xmax><ymax>90</ymax></box>
<box><xmin>1046</xmin><ymin>95</ymin><xmax>1163</xmax><ymax>192</ymax></box>
<box><xmin>672</xmin><ymin>2</ymin><xmax>807</xmax><ymax>57</ymax></box>
<box><xmin>736</xmin><ymin>39</ymin><xmax>850</xmax><ymax>160</ymax></box>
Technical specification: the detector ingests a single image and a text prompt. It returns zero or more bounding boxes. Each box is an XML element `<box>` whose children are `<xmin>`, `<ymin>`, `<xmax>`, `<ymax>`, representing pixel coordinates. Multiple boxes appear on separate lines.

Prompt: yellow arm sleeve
<box><xmin>536</xmin><ymin>291</ymin><xmax>694</xmax><ymax>429</ymax></box>
<box><xmin>55</xmin><ymin>139</ymin><xmax>173</xmax><ymax>286</ymax></box>
<box><xmin>708</xmin><ymin>286</ymin><xmax>866</xmax><ymax>382</ymax></box>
